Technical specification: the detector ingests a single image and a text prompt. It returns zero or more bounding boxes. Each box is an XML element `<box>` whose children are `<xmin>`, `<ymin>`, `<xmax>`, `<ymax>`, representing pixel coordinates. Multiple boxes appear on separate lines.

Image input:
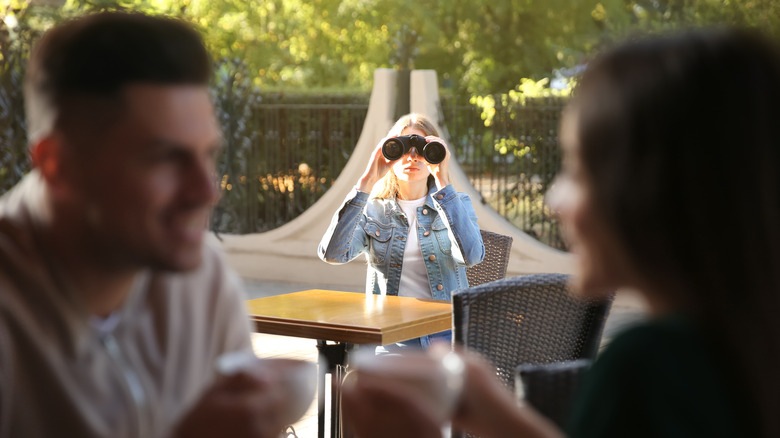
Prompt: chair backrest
<box><xmin>452</xmin><ymin>273</ymin><xmax>612</xmax><ymax>391</ymax></box>
<box><xmin>516</xmin><ymin>359</ymin><xmax>593</xmax><ymax>429</ymax></box>
<box><xmin>466</xmin><ymin>230</ymin><xmax>513</xmax><ymax>287</ymax></box>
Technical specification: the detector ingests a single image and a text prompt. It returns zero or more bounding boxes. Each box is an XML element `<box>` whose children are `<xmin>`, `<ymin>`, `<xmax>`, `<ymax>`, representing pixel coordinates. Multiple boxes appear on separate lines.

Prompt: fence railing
<box><xmin>441</xmin><ymin>95</ymin><xmax>567</xmax><ymax>250</ymax></box>
<box><xmin>211</xmin><ymin>97</ymin><xmax>369</xmax><ymax>234</ymax></box>
<box><xmin>209</xmin><ymin>92</ymin><xmax>566</xmax><ymax>250</ymax></box>
<box><xmin>1</xmin><ymin>52</ymin><xmax>565</xmax><ymax>249</ymax></box>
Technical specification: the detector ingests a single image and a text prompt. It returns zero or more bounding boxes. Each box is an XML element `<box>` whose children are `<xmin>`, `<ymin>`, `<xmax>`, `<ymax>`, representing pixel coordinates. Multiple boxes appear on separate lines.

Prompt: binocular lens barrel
<box><xmin>381</xmin><ymin>135</ymin><xmax>445</xmax><ymax>164</ymax></box>
<box><xmin>423</xmin><ymin>141</ymin><xmax>446</xmax><ymax>164</ymax></box>
<box><xmin>382</xmin><ymin>137</ymin><xmax>407</xmax><ymax>161</ymax></box>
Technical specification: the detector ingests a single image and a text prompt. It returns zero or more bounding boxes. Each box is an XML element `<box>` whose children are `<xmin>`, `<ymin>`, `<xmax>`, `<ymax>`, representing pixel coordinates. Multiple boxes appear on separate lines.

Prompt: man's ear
<box><xmin>31</xmin><ymin>134</ymin><xmax>75</xmax><ymax>192</ymax></box>
<box><xmin>31</xmin><ymin>136</ymin><xmax>60</xmax><ymax>182</ymax></box>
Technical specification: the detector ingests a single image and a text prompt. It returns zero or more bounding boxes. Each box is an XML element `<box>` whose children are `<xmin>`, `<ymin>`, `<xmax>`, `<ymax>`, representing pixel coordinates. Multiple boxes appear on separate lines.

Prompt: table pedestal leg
<box><xmin>316</xmin><ymin>340</ymin><xmax>351</xmax><ymax>438</ymax></box>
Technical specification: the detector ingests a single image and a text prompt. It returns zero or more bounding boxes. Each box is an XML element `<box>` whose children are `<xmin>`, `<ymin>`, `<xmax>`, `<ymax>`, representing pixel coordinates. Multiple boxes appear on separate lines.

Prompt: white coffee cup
<box><xmin>216</xmin><ymin>350</ymin><xmax>318</xmax><ymax>425</ymax></box>
<box><xmin>345</xmin><ymin>348</ymin><xmax>466</xmax><ymax>422</ymax></box>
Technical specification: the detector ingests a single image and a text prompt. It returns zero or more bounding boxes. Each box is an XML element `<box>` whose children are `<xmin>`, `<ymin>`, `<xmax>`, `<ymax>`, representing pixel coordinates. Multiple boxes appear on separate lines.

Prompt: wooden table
<box><xmin>246</xmin><ymin>289</ymin><xmax>453</xmax><ymax>438</ymax></box>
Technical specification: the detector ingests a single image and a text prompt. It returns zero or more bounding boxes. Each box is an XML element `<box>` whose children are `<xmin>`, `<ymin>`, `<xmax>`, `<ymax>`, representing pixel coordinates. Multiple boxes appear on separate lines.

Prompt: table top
<box><xmin>246</xmin><ymin>289</ymin><xmax>452</xmax><ymax>344</ymax></box>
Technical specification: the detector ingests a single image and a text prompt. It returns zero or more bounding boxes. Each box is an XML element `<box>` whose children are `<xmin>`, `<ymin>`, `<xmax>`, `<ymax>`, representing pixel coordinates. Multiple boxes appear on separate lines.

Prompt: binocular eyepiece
<box><xmin>382</xmin><ymin>135</ymin><xmax>446</xmax><ymax>164</ymax></box>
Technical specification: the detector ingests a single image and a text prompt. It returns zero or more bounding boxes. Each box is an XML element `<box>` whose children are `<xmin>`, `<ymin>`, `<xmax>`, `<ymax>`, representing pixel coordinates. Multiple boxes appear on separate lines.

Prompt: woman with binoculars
<box><xmin>318</xmin><ymin>113</ymin><xmax>484</xmax><ymax>350</ymax></box>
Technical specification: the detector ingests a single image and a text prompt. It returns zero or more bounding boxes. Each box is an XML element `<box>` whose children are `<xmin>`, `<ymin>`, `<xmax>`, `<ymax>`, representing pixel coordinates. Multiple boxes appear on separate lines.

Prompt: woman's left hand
<box><xmin>425</xmin><ymin>136</ymin><xmax>450</xmax><ymax>189</ymax></box>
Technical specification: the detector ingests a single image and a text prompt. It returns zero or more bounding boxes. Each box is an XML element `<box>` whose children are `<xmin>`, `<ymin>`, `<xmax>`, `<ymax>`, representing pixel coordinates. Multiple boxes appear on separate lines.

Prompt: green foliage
<box><xmin>471</xmin><ymin>77</ymin><xmax>574</xmax><ymax>128</ymax></box>
<box><xmin>424</xmin><ymin>0</ymin><xmax>611</xmax><ymax>94</ymax></box>
<box><xmin>1</xmin><ymin>1</ymin><xmax>38</xmax><ymax>194</ymax></box>
<box><xmin>456</xmin><ymin>79</ymin><xmax>570</xmax><ymax>248</ymax></box>
<box><xmin>19</xmin><ymin>0</ymin><xmax>617</xmax><ymax>93</ymax></box>
<box><xmin>3</xmin><ymin>0</ymin><xmax>780</xmax><ymax>243</ymax></box>
<box><xmin>471</xmin><ymin>77</ymin><xmax>571</xmax><ymax>176</ymax></box>
<box><xmin>210</xmin><ymin>57</ymin><xmax>263</xmax><ymax>233</ymax></box>
<box><xmin>10</xmin><ymin>0</ymin><xmax>780</xmax><ymax>95</ymax></box>
<box><xmin>181</xmin><ymin>0</ymin><xmax>395</xmax><ymax>91</ymax></box>
<box><xmin>599</xmin><ymin>0</ymin><xmax>780</xmax><ymax>40</ymax></box>
<box><xmin>208</xmin><ymin>59</ymin><xmax>370</xmax><ymax>234</ymax></box>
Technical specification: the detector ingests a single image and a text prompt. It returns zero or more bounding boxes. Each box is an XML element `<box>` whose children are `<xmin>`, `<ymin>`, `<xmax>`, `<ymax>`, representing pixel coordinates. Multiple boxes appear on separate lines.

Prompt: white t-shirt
<box><xmin>397</xmin><ymin>196</ymin><xmax>433</xmax><ymax>299</ymax></box>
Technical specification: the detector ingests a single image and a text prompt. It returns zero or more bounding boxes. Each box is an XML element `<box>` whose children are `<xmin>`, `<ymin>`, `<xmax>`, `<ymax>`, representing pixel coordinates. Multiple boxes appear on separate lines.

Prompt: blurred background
<box><xmin>3</xmin><ymin>0</ymin><xmax>778</xmax><ymax>250</ymax></box>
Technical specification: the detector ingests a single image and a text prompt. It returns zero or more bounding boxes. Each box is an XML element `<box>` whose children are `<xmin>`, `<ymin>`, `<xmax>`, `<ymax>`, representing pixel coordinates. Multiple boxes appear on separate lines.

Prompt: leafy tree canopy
<box><xmin>4</xmin><ymin>0</ymin><xmax>780</xmax><ymax>94</ymax></box>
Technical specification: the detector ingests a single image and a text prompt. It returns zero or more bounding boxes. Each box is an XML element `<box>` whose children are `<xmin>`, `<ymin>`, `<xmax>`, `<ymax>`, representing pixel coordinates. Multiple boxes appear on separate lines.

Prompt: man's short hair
<box><xmin>24</xmin><ymin>12</ymin><xmax>211</xmax><ymax>143</ymax></box>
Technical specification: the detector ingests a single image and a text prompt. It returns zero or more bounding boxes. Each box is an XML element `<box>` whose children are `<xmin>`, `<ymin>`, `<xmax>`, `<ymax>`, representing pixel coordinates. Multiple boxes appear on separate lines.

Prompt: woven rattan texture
<box><xmin>466</xmin><ymin>230</ymin><xmax>513</xmax><ymax>287</ymax></box>
<box><xmin>453</xmin><ymin>273</ymin><xmax>611</xmax><ymax>390</ymax></box>
<box><xmin>517</xmin><ymin>359</ymin><xmax>592</xmax><ymax>429</ymax></box>
<box><xmin>452</xmin><ymin>274</ymin><xmax>611</xmax><ymax>438</ymax></box>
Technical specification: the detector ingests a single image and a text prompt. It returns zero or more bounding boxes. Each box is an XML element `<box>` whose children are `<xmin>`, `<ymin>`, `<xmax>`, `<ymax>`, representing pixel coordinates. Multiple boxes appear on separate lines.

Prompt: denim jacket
<box><xmin>318</xmin><ymin>184</ymin><xmax>484</xmax><ymax>302</ymax></box>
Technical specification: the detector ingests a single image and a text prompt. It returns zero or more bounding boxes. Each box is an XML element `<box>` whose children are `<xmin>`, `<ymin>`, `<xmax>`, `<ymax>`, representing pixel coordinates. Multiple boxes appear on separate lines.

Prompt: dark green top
<box><xmin>567</xmin><ymin>314</ymin><xmax>756</xmax><ymax>437</ymax></box>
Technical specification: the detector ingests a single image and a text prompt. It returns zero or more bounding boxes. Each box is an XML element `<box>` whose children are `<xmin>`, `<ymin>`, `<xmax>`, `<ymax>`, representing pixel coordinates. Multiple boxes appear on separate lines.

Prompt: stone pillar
<box><xmin>395</xmin><ymin>69</ymin><xmax>411</xmax><ymax>119</ymax></box>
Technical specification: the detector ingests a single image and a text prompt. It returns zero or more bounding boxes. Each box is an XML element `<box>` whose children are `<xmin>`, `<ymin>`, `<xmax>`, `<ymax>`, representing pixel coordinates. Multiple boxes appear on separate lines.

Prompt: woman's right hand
<box><xmin>339</xmin><ymin>345</ymin><xmax>562</xmax><ymax>438</ymax></box>
<box><xmin>356</xmin><ymin>137</ymin><xmax>396</xmax><ymax>193</ymax></box>
<box><xmin>451</xmin><ymin>351</ymin><xmax>564</xmax><ymax>438</ymax></box>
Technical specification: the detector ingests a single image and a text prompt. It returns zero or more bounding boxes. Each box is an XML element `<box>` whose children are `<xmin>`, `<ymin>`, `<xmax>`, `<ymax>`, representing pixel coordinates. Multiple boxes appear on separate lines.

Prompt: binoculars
<box><xmin>382</xmin><ymin>135</ymin><xmax>446</xmax><ymax>164</ymax></box>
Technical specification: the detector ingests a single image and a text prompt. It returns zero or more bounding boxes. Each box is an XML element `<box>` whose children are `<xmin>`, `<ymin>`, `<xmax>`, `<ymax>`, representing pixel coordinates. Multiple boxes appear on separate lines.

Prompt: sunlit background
<box><xmin>3</xmin><ymin>0</ymin><xmax>778</xmax><ymax>249</ymax></box>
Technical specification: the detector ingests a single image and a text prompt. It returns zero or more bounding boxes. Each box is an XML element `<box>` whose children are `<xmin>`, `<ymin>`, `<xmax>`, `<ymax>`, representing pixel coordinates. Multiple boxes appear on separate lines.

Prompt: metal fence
<box><xmin>0</xmin><ymin>52</ymin><xmax>565</xmax><ymax>249</ymax></box>
<box><xmin>441</xmin><ymin>95</ymin><xmax>567</xmax><ymax>250</ymax></box>
<box><xmin>210</xmin><ymin>91</ymin><xmax>566</xmax><ymax>250</ymax></box>
<box><xmin>210</xmin><ymin>87</ymin><xmax>369</xmax><ymax>234</ymax></box>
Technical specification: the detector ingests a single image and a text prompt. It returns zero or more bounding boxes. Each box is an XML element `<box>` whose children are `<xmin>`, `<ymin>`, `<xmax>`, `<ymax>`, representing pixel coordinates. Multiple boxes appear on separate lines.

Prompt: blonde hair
<box><xmin>372</xmin><ymin>113</ymin><xmax>443</xmax><ymax>199</ymax></box>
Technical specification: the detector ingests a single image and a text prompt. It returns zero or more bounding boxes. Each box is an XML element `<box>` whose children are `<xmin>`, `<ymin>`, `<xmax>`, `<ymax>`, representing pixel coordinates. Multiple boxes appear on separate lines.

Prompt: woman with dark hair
<box><xmin>341</xmin><ymin>28</ymin><xmax>780</xmax><ymax>437</ymax></box>
<box><xmin>319</xmin><ymin>113</ymin><xmax>484</xmax><ymax>349</ymax></box>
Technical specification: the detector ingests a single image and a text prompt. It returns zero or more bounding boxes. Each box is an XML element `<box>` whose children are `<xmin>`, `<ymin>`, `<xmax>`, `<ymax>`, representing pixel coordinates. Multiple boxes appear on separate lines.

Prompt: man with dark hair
<box><xmin>0</xmin><ymin>12</ymin><xmax>288</xmax><ymax>438</ymax></box>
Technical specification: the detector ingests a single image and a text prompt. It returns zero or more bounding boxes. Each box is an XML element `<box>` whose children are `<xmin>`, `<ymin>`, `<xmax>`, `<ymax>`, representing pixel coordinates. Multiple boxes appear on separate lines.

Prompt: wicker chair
<box><xmin>466</xmin><ymin>230</ymin><xmax>513</xmax><ymax>287</ymax></box>
<box><xmin>451</xmin><ymin>273</ymin><xmax>612</xmax><ymax>437</ymax></box>
<box><xmin>516</xmin><ymin>359</ymin><xmax>593</xmax><ymax>429</ymax></box>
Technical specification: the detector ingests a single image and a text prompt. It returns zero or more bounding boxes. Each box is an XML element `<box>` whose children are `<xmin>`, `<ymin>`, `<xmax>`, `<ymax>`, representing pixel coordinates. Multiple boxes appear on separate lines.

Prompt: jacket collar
<box><xmin>388</xmin><ymin>185</ymin><xmax>438</xmax><ymax>219</ymax></box>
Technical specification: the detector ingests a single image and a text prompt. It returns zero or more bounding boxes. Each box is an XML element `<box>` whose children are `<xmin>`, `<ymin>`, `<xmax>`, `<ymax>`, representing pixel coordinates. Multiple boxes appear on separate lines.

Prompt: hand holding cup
<box><xmin>341</xmin><ymin>347</ymin><xmax>466</xmax><ymax>437</ymax></box>
<box><xmin>216</xmin><ymin>350</ymin><xmax>318</xmax><ymax>426</ymax></box>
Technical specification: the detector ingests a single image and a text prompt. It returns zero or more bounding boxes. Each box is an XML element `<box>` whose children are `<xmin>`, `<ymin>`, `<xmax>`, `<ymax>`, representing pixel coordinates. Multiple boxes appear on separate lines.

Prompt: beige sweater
<box><xmin>0</xmin><ymin>172</ymin><xmax>253</xmax><ymax>438</ymax></box>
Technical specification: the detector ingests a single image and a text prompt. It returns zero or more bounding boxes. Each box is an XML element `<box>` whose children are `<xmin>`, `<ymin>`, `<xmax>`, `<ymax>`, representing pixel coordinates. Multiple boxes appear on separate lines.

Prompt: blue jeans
<box><xmin>374</xmin><ymin>330</ymin><xmax>452</xmax><ymax>355</ymax></box>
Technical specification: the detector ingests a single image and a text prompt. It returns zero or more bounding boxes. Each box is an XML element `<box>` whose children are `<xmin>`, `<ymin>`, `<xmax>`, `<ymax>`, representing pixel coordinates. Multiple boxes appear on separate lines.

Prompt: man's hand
<box><xmin>172</xmin><ymin>371</ymin><xmax>289</xmax><ymax>438</ymax></box>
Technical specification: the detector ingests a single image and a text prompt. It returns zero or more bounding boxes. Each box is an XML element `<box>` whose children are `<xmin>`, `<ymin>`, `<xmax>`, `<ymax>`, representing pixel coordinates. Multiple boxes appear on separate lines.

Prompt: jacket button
<box><xmin>422</xmin><ymin>209</ymin><xmax>429</xmax><ymax>215</ymax></box>
<box><xmin>429</xmin><ymin>255</ymin><xmax>436</xmax><ymax>261</ymax></box>
<box><xmin>423</xmin><ymin>231</ymin><xmax>430</xmax><ymax>237</ymax></box>
<box><xmin>437</xmin><ymin>284</ymin><xmax>444</xmax><ymax>290</ymax></box>
<box><xmin>375</xmin><ymin>230</ymin><xmax>380</xmax><ymax>237</ymax></box>
<box><xmin>437</xmin><ymin>194</ymin><xmax>444</xmax><ymax>200</ymax></box>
